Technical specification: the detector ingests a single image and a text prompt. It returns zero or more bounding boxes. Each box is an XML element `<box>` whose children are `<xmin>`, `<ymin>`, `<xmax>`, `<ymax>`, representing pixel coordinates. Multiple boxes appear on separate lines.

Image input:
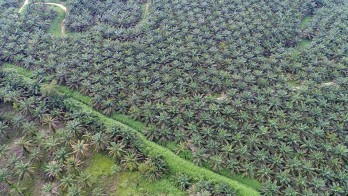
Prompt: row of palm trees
<box><xmin>64</xmin><ymin>0</ymin><xmax>146</xmax><ymax>38</ymax></box>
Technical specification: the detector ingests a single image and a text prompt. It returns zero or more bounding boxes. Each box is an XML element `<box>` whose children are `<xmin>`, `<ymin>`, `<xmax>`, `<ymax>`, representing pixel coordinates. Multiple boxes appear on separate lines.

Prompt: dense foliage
<box><xmin>0</xmin><ymin>67</ymin><xmax>148</xmax><ymax>195</ymax></box>
<box><xmin>65</xmin><ymin>0</ymin><xmax>145</xmax><ymax>32</ymax></box>
<box><xmin>0</xmin><ymin>0</ymin><xmax>347</xmax><ymax>195</ymax></box>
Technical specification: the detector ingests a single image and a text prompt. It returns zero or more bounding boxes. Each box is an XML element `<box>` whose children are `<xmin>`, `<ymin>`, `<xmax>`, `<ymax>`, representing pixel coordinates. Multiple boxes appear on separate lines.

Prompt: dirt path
<box><xmin>144</xmin><ymin>0</ymin><xmax>150</xmax><ymax>17</ymax></box>
<box><xmin>43</xmin><ymin>3</ymin><xmax>67</xmax><ymax>36</ymax></box>
<box><xmin>44</xmin><ymin>2</ymin><xmax>67</xmax><ymax>12</ymax></box>
<box><xmin>18</xmin><ymin>0</ymin><xmax>30</xmax><ymax>13</ymax></box>
<box><xmin>27</xmin><ymin>2</ymin><xmax>67</xmax><ymax>35</ymax></box>
<box><xmin>136</xmin><ymin>0</ymin><xmax>151</xmax><ymax>27</ymax></box>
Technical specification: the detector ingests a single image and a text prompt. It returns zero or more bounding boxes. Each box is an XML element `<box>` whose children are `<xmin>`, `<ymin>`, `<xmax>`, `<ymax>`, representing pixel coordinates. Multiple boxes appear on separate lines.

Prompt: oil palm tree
<box><xmin>71</xmin><ymin>140</ymin><xmax>89</xmax><ymax>158</ymax></box>
<box><xmin>91</xmin><ymin>132</ymin><xmax>107</xmax><ymax>152</ymax></box>
<box><xmin>14</xmin><ymin>161</ymin><xmax>35</xmax><ymax>181</ymax></box>
<box><xmin>9</xmin><ymin>182</ymin><xmax>27</xmax><ymax>196</ymax></box>
<box><xmin>77</xmin><ymin>171</ymin><xmax>92</xmax><ymax>189</ymax></box>
<box><xmin>45</xmin><ymin>161</ymin><xmax>62</xmax><ymax>181</ymax></box>
<box><xmin>59</xmin><ymin>175</ymin><xmax>75</xmax><ymax>192</ymax></box>
<box><xmin>42</xmin><ymin>114</ymin><xmax>59</xmax><ymax>132</ymax></box>
<box><xmin>0</xmin><ymin>121</ymin><xmax>9</xmax><ymax>139</ymax></box>
<box><xmin>65</xmin><ymin>157</ymin><xmax>83</xmax><ymax>175</ymax></box>
<box><xmin>15</xmin><ymin>137</ymin><xmax>33</xmax><ymax>154</ymax></box>
<box><xmin>121</xmin><ymin>152</ymin><xmax>139</xmax><ymax>171</ymax></box>
<box><xmin>107</xmin><ymin>141</ymin><xmax>126</xmax><ymax>160</ymax></box>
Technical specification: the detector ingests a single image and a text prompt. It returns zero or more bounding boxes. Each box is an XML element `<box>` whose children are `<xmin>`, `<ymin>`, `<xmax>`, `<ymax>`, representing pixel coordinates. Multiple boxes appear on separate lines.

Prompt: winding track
<box><xmin>19</xmin><ymin>0</ymin><xmax>67</xmax><ymax>35</ymax></box>
<box><xmin>42</xmin><ymin>3</ymin><xmax>67</xmax><ymax>35</ymax></box>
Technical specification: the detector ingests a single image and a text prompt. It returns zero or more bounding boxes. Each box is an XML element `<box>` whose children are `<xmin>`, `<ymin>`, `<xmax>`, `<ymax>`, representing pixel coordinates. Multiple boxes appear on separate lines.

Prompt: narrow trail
<box><xmin>18</xmin><ymin>0</ymin><xmax>29</xmax><ymax>13</ymax></box>
<box><xmin>43</xmin><ymin>2</ymin><xmax>67</xmax><ymax>12</ymax></box>
<box><xmin>136</xmin><ymin>0</ymin><xmax>151</xmax><ymax>27</ymax></box>
<box><xmin>144</xmin><ymin>0</ymin><xmax>150</xmax><ymax>17</ymax></box>
<box><xmin>24</xmin><ymin>1</ymin><xmax>67</xmax><ymax>35</ymax></box>
<box><xmin>43</xmin><ymin>3</ymin><xmax>67</xmax><ymax>36</ymax></box>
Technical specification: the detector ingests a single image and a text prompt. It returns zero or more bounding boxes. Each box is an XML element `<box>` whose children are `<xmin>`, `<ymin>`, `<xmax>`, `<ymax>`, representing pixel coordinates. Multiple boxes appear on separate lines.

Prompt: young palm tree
<box><xmin>0</xmin><ymin>144</ymin><xmax>9</xmax><ymax>159</ymax></box>
<box><xmin>54</xmin><ymin>147</ymin><xmax>70</xmax><ymax>164</ymax></box>
<box><xmin>121</xmin><ymin>152</ymin><xmax>139</xmax><ymax>171</ymax></box>
<box><xmin>9</xmin><ymin>182</ymin><xmax>27</xmax><ymax>196</ymax></box>
<box><xmin>14</xmin><ymin>161</ymin><xmax>35</xmax><ymax>181</ymax></box>
<box><xmin>15</xmin><ymin>137</ymin><xmax>33</xmax><ymax>154</ymax></box>
<box><xmin>66</xmin><ymin>120</ymin><xmax>84</xmax><ymax>138</ymax></box>
<box><xmin>42</xmin><ymin>114</ymin><xmax>59</xmax><ymax>132</ymax></box>
<box><xmin>42</xmin><ymin>183</ymin><xmax>58</xmax><ymax>196</ymax></box>
<box><xmin>77</xmin><ymin>171</ymin><xmax>92</xmax><ymax>189</ymax></box>
<box><xmin>44</xmin><ymin>136</ymin><xmax>60</xmax><ymax>153</ymax></box>
<box><xmin>65</xmin><ymin>157</ymin><xmax>83</xmax><ymax>175</ymax></box>
<box><xmin>107</xmin><ymin>141</ymin><xmax>126</xmax><ymax>160</ymax></box>
<box><xmin>176</xmin><ymin>173</ymin><xmax>191</xmax><ymax>190</ymax></box>
<box><xmin>192</xmin><ymin>148</ymin><xmax>208</xmax><ymax>166</ymax></box>
<box><xmin>59</xmin><ymin>175</ymin><xmax>75</xmax><ymax>192</ymax></box>
<box><xmin>91</xmin><ymin>132</ymin><xmax>107</xmax><ymax>152</ymax></box>
<box><xmin>0</xmin><ymin>168</ymin><xmax>11</xmax><ymax>185</ymax></box>
<box><xmin>67</xmin><ymin>185</ymin><xmax>83</xmax><ymax>196</ymax></box>
<box><xmin>45</xmin><ymin>161</ymin><xmax>63</xmax><ymax>181</ymax></box>
<box><xmin>20</xmin><ymin>121</ymin><xmax>36</xmax><ymax>137</ymax></box>
<box><xmin>209</xmin><ymin>154</ymin><xmax>224</xmax><ymax>171</ymax></box>
<box><xmin>17</xmin><ymin>97</ymin><xmax>35</xmax><ymax>115</ymax></box>
<box><xmin>0</xmin><ymin>121</ymin><xmax>9</xmax><ymax>139</ymax></box>
<box><xmin>71</xmin><ymin>140</ymin><xmax>89</xmax><ymax>158</ymax></box>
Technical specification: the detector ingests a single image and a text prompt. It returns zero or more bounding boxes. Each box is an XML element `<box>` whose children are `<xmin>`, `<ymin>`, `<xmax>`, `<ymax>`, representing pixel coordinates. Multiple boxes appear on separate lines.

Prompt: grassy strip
<box><xmin>86</xmin><ymin>153</ymin><xmax>184</xmax><ymax>195</ymax></box>
<box><xmin>117</xmin><ymin>171</ymin><xmax>185</xmax><ymax>196</ymax></box>
<box><xmin>2</xmin><ymin>65</ymin><xmax>260</xmax><ymax>195</ymax></box>
<box><xmin>57</xmin><ymin>86</ymin><xmax>93</xmax><ymax>106</ymax></box>
<box><xmin>301</xmin><ymin>15</ymin><xmax>311</xmax><ymax>29</ymax></box>
<box><xmin>48</xmin><ymin>6</ymin><xmax>65</xmax><ymax>36</ymax></box>
<box><xmin>2</xmin><ymin>63</ymin><xmax>33</xmax><ymax>77</ymax></box>
<box><xmin>111</xmin><ymin>113</ymin><xmax>146</xmax><ymax>132</ymax></box>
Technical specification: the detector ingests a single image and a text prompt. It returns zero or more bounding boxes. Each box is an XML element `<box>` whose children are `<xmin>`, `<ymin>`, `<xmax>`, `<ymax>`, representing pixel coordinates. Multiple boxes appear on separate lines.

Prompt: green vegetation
<box><xmin>112</xmin><ymin>113</ymin><xmax>147</xmax><ymax>133</ymax></box>
<box><xmin>85</xmin><ymin>153</ymin><xmax>115</xmax><ymax>183</ymax></box>
<box><xmin>298</xmin><ymin>39</ymin><xmax>311</xmax><ymax>48</ymax></box>
<box><xmin>1</xmin><ymin>0</ymin><xmax>347</xmax><ymax>195</ymax></box>
<box><xmin>64</xmin><ymin>98</ymin><xmax>260</xmax><ymax>196</ymax></box>
<box><xmin>2</xmin><ymin>65</ymin><xmax>259</xmax><ymax>195</ymax></box>
<box><xmin>85</xmin><ymin>153</ymin><xmax>184</xmax><ymax>195</ymax></box>
<box><xmin>117</xmin><ymin>172</ymin><xmax>185</xmax><ymax>196</ymax></box>
<box><xmin>48</xmin><ymin>6</ymin><xmax>65</xmax><ymax>36</ymax></box>
<box><xmin>301</xmin><ymin>15</ymin><xmax>311</xmax><ymax>29</ymax></box>
<box><xmin>58</xmin><ymin>86</ymin><xmax>93</xmax><ymax>106</ymax></box>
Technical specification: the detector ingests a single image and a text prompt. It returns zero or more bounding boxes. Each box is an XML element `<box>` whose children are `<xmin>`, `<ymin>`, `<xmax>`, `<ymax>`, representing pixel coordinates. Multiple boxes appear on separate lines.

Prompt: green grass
<box><xmin>299</xmin><ymin>39</ymin><xmax>311</xmax><ymax>49</ymax></box>
<box><xmin>57</xmin><ymin>86</ymin><xmax>93</xmax><ymax>106</ymax></box>
<box><xmin>48</xmin><ymin>6</ymin><xmax>65</xmax><ymax>36</ymax></box>
<box><xmin>2</xmin><ymin>63</ymin><xmax>33</xmax><ymax>77</ymax></box>
<box><xmin>85</xmin><ymin>153</ymin><xmax>185</xmax><ymax>196</ymax></box>
<box><xmin>111</xmin><ymin>113</ymin><xmax>146</xmax><ymax>132</ymax></box>
<box><xmin>23</xmin><ymin>162</ymin><xmax>41</xmax><ymax>196</ymax></box>
<box><xmin>219</xmin><ymin>169</ymin><xmax>260</xmax><ymax>190</ymax></box>
<box><xmin>301</xmin><ymin>16</ymin><xmax>311</xmax><ymax>29</ymax></box>
<box><xmin>85</xmin><ymin>153</ymin><xmax>115</xmax><ymax>183</ymax></box>
<box><xmin>117</xmin><ymin>172</ymin><xmax>185</xmax><ymax>196</ymax></box>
